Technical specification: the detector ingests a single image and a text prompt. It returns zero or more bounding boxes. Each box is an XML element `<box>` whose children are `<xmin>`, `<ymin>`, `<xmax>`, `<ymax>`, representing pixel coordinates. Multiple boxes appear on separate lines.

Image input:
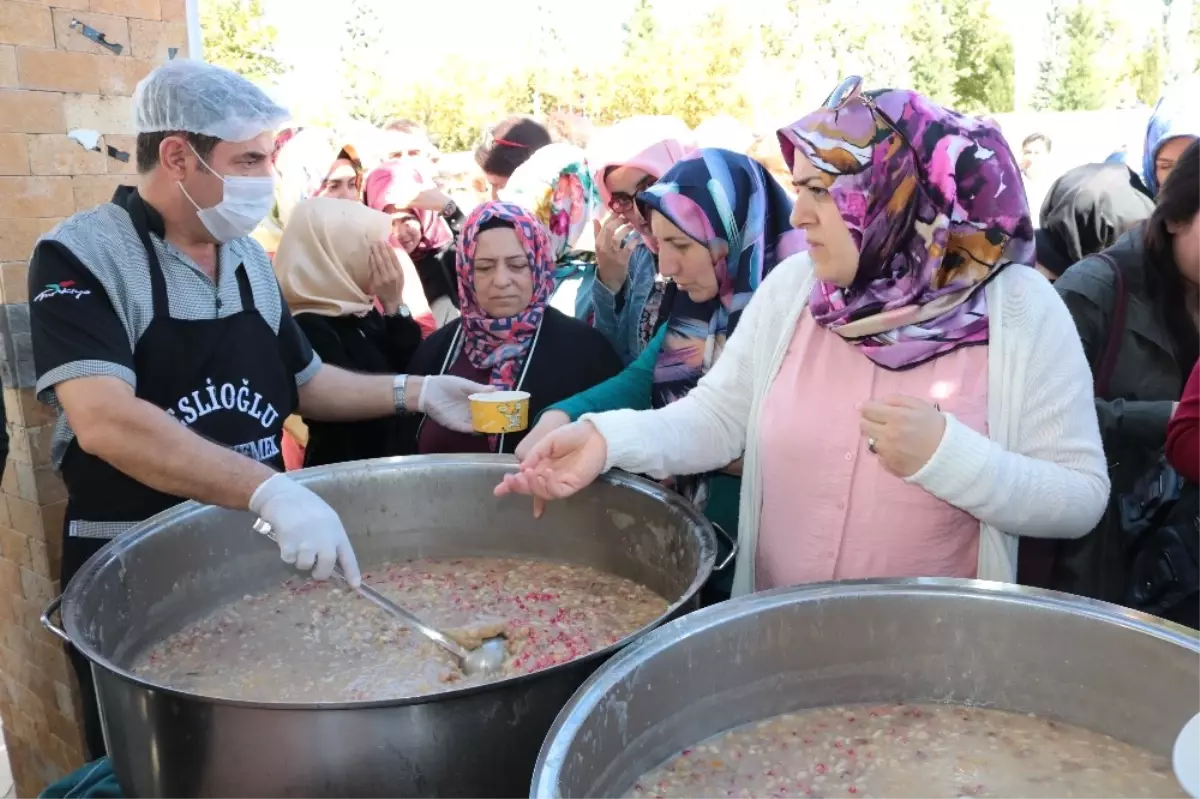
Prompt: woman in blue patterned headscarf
<box><xmin>516</xmin><ymin>149</ymin><xmax>807</xmax><ymax>603</ymax></box>
<box><xmin>641</xmin><ymin>149</ymin><xmax>807</xmax><ymax>405</ymax></box>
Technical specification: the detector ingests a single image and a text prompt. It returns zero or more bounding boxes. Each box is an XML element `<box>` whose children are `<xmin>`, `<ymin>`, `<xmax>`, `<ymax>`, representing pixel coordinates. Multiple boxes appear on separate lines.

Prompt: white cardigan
<box><xmin>583</xmin><ymin>253</ymin><xmax>1111</xmax><ymax>596</ymax></box>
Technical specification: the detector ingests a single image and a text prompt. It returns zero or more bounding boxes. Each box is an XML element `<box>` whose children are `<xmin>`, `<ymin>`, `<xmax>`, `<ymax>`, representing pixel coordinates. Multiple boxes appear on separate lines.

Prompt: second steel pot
<box><xmin>532</xmin><ymin>579</ymin><xmax>1200</xmax><ymax>797</ymax></box>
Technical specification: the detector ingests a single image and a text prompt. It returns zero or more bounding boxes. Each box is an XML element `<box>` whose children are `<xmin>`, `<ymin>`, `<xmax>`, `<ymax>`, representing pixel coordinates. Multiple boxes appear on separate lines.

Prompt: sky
<box><xmin>257</xmin><ymin>0</ymin><xmax>1160</xmax><ymax>121</ymax></box>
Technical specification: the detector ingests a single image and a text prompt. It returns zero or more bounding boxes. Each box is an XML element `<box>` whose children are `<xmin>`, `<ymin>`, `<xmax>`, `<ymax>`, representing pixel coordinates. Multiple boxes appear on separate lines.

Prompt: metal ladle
<box><xmin>252</xmin><ymin>519</ymin><xmax>508</xmax><ymax>677</ymax></box>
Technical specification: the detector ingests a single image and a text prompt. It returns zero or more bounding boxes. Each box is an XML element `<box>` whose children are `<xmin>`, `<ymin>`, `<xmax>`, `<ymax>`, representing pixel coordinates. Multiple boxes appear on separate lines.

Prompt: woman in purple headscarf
<box><xmin>496</xmin><ymin>79</ymin><xmax>1110</xmax><ymax>596</ymax></box>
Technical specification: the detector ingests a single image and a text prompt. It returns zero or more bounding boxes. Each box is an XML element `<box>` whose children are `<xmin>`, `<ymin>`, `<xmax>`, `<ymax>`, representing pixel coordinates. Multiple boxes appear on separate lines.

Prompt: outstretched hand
<box><xmin>494</xmin><ymin>421</ymin><xmax>608</xmax><ymax>517</ymax></box>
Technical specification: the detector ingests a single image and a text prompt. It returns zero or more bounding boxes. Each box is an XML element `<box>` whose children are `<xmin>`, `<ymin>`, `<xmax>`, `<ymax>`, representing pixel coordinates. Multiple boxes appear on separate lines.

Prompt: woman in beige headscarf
<box><xmin>274</xmin><ymin>197</ymin><xmax>424</xmax><ymax>467</ymax></box>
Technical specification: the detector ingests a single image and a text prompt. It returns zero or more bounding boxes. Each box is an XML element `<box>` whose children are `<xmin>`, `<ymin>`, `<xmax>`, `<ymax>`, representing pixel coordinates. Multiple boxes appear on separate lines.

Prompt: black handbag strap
<box><xmin>1093</xmin><ymin>253</ymin><xmax>1127</xmax><ymax>400</ymax></box>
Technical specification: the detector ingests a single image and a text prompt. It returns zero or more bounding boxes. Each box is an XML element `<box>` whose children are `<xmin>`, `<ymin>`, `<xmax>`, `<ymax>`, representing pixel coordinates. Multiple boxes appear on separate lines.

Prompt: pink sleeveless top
<box><xmin>756</xmin><ymin>310</ymin><xmax>989</xmax><ymax>590</ymax></box>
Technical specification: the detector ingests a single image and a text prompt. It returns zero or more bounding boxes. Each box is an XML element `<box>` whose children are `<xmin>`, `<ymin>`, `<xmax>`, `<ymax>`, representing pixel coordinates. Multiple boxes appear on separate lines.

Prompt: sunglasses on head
<box><xmin>607</xmin><ymin>174</ymin><xmax>657</xmax><ymax>215</ymax></box>
<box><xmin>481</xmin><ymin>128</ymin><xmax>528</xmax><ymax>152</ymax></box>
<box><xmin>823</xmin><ymin>75</ymin><xmax>928</xmax><ymax>186</ymax></box>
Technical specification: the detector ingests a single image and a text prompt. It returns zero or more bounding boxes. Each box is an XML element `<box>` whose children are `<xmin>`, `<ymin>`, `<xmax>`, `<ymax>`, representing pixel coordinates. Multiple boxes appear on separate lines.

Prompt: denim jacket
<box><xmin>590</xmin><ymin>244</ymin><xmax>660</xmax><ymax>365</ymax></box>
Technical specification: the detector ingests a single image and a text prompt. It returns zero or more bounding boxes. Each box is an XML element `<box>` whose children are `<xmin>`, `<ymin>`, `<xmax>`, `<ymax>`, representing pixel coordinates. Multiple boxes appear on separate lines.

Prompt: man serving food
<box><xmin>28</xmin><ymin>59</ymin><xmax>488</xmax><ymax>757</ymax></box>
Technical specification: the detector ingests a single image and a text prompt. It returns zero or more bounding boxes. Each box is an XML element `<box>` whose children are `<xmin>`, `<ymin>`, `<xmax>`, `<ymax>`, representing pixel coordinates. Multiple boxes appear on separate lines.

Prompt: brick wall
<box><xmin>0</xmin><ymin>1</ymin><xmax>190</xmax><ymax>795</ymax></box>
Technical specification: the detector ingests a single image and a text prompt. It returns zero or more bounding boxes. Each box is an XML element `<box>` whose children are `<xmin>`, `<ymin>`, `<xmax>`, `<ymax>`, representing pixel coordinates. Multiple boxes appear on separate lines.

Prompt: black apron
<box><xmin>59</xmin><ymin>189</ymin><xmax>296</xmax><ymax>758</ymax></box>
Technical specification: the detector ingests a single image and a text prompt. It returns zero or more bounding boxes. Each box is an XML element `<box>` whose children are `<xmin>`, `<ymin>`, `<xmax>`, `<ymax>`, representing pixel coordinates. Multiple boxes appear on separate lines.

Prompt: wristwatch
<box><xmin>441</xmin><ymin>198</ymin><xmax>458</xmax><ymax>218</ymax></box>
<box><xmin>393</xmin><ymin>374</ymin><xmax>408</xmax><ymax>414</ymax></box>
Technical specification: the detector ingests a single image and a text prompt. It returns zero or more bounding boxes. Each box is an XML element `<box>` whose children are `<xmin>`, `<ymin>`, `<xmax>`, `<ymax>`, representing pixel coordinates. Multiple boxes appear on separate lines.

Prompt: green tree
<box><xmin>340</xmin><ymin>0</ymin><xmax>397</xmax><ymax>125</ymax></box>
<box><xmin>979</xmin><ymin>35</ymin><xmax>1016</xmax><ymax>113</ymax></box>
<box><xmin>1049</xmin><ymin>2</ymin><xmax>1109</xmax><ymax>111</ymax></box>
<box><xmin>905</xmin><ymin>0</ymin><xmax>955</xmax><ymax>106</ymax></box>
<box><xmin>755</xmin><ymin>0</ymin><xmax>832</xmax><ymax>111</ymax></box>
<box><xmin>1032</xmin><ymin>0</ymin><xmax>1066</xmax><ymax>110</ymax></box>
<box><xmin>199</xmin><ymin>0</ymin><xmax>284</xmax><ymax>83</ymax></box>
<box><xmin>669</xmin><ymin>6</ymin><xmax>751</xmax><ymax>127</ymax></box>
<box><xmin>604</xmin><ymin>0</ymin><xmax>674</xmax><ymax>120</ymax></box>
<box><xmin>818</xmin><ymin>3</ymin><xmax>912</xmax><ymax>93</ymax></box>
<box><xmin>946</xmin><ymin>0</ymin><xmax>1015</xmax><ymax>113</ymax></box>
<box><xmin>1131</xmin><ymin>28</ymin><xmax>1166</xmax><ymax>106</ymax></box>
<box><xmin>622</xmin><ymin>0</ymin><xmax>657</xmax><ymax>57</ymax></box>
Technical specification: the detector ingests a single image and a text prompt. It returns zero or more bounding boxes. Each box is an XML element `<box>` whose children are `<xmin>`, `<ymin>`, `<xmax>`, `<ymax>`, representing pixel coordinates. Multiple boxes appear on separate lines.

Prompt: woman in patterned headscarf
<box><xmin>497</xmin><ymin>80</ymin><xmax>1109</xmax><ymax>597</ymax></box>
<box><xmin>403</xmin><ymin>202</ymin><xmax>621</xmax><ymax>456</ymax></box>
<box><xmin>500</xmin><ymin>143</ymin><xmax>603</xmax><ymax>320</ymax></box>
<box><xmin>587</xmin><ymin>116</ymin><xmax>697</xmax><ymax>363</ymax></box>
<box><xmin>516</xmin><ymin>149</ymin><xmax>806</xmax><ymax>604</ymax></box>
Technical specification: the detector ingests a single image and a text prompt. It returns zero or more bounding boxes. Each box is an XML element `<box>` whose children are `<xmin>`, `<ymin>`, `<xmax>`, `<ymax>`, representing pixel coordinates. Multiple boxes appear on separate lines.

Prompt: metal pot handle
<box><xmin>41</xmin><ymin>595</ymin><xmax>70</xmax><ymax>643</ymax></box>
<box><xmin>712</xmin><ymin>523</ymin><xmax>738</xmax><ymax>572</ymax></box>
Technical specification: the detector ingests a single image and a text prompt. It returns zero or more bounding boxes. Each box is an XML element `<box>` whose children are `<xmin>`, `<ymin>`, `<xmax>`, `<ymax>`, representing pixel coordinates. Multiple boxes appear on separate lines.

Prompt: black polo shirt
<box><xmin>28</xmin><ymin>190</ymin><xmax>320</xmax><ymax>469</ymax></box>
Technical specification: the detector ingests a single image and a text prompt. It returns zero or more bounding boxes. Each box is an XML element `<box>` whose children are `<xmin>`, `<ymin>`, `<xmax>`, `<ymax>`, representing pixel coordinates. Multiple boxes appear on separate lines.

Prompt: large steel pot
<box><xmin>41</xmin><ymin>455</ymin><xmax>715</xmax><ymax>798</ymax></box>
<box><xmin>532</xmin><ymin>579</ymin><xmax>1200</xmax><ymax>797</ymax></box>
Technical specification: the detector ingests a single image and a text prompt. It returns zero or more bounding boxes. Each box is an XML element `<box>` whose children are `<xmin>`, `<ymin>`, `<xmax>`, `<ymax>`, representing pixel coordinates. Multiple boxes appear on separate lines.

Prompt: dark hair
<box><xmin>477</xmin><ymin>217</ymin><xmax>515</xmax><ymax>234</ymax></box>
<box><xmin>135</xmin><ymin>131</ymin><xmax>221</xmax><ymax>174</ymax></box>
<box><xmin>1143</xmin><ymin>138</ymin><xmax>1199</xmax><ymax>377</ymax></box>
<box><xmin>474</xmin><ymin>116</ymin><xmax>551</xmax><ymax>178</ymax></box>
<box><xmin>1023</xmin><ymin>132</ymin><xmax>1052</xmax><ymax>152</ymax></box>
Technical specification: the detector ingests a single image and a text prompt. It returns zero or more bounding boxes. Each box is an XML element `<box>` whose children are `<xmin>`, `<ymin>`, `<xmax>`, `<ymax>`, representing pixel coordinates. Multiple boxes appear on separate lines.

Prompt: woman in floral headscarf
<box><xmin>500</xmin><ymin>143</ymin><xmax>603</xmax><ymax>320</ymax></box>
<box><xmin>498</xmin><ymin>80</ymin><xmax>1109</xmax><ymax>595</ymax></box>
<box><xmin>402</xmin><ymin>202</ymin><xmax>621</xmax><ymax>455</ymax></box>
<box><xmin>518</xmin><ymin>149</ymin><xmax>807</xmax><ymax>604</ymax></box>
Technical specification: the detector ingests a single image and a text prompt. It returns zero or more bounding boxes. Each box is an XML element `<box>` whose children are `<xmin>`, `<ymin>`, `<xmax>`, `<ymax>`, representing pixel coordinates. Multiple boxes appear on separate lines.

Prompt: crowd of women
<box><xmin>257</xmin><ymin>76</ymin><xmax>1200</xmax><ymax>628</ymax></box>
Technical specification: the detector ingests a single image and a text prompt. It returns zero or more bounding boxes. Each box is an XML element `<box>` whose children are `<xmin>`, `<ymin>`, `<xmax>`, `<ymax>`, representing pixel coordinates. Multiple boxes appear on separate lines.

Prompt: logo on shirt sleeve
<box><xmin>34</xmin><ymin>281</ymin><xmax>92</xmax><ymax>302</ymax></box>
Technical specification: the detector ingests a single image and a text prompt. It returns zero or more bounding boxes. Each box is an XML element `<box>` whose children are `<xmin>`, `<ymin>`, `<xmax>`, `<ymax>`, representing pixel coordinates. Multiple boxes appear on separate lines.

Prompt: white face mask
<box><xmin>179</xmin><ymin>145</ymin><xmax>275</xmax><ymax>243</ymax></box>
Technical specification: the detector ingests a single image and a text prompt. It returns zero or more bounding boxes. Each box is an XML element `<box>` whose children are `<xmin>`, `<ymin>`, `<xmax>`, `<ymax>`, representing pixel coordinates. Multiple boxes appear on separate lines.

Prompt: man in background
<box><xmin>1021</xmin><ymin>132</ymin><xmax>1054</xmax><ymax>222</ymax></box>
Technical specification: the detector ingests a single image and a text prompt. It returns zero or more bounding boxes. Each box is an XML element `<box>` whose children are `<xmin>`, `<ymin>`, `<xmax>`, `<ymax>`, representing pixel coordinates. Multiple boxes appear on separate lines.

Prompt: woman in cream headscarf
<box><xmin>274</xmin><ymin>197</ymin><xmax>424</xmax><ymax>467</ymax></box>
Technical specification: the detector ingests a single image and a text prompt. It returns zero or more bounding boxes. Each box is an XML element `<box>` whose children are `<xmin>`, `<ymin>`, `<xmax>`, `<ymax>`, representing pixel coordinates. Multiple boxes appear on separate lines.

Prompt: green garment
<box><xmin>546</xmin><ymin>326</ymin><xmax>738</xmax><ymax>602</ymax></box>
<box><xmin>40</xmin><ymin>759</ymin><xmax>122</xmax><ymax>799</ymax></box>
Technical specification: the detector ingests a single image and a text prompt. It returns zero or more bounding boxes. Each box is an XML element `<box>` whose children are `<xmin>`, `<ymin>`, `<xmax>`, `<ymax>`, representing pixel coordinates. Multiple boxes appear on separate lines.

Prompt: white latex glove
<box><xmin>418</xmin><ymin>375</ymin><xmax>493</xmax><ymax>432</ymax></box>
<box><xmin>249</xmin><ymin>474</ymin><xmax>362</xmax><ymax>587</ymax></box>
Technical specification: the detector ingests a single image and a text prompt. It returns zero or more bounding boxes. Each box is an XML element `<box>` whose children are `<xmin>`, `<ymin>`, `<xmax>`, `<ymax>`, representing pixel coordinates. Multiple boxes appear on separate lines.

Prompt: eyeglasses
<box><xmin>607</xmin><ymin>174</ymin><xmax>656</xmax><ymax>214</ymax></box>
<box><xmin>824</xmin><ymin>75</ymin><xmax>928</xmax><ymax>187</ymax></box>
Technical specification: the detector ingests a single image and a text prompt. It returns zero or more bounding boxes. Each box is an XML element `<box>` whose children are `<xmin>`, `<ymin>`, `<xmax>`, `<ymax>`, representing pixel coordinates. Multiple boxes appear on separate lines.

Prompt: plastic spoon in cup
<box><xmin>252</xmin><ymin>519</ymin><xmax>507</xmax><ymax>677</ymax></box>
<box><xmin>1174</xmin><ymin>712</ymin><xmax>1199</xmax><ymax>798</ymax></box>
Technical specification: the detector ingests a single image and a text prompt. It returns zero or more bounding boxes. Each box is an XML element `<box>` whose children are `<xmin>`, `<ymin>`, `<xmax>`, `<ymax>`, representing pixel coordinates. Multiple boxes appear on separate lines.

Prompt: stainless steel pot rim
<box><xmin>531</xmin><ymin>577</ymin><xmax>1200</xmax><ymax>795</ymax></box>
<box><xmin>55</xmin><ymin>454</ymin><xmax>718</xmax><ymax>711</ymax></box>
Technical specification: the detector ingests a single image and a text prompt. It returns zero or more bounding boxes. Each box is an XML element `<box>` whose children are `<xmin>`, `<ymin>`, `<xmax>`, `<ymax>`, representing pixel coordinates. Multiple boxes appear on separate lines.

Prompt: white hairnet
<box><xmin>133</xmin><ymin>59</ymin><xmax>290</xmax><ymax>142</ymax></box>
